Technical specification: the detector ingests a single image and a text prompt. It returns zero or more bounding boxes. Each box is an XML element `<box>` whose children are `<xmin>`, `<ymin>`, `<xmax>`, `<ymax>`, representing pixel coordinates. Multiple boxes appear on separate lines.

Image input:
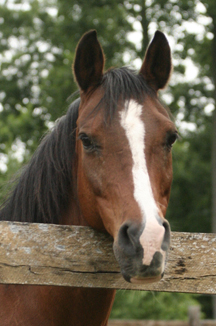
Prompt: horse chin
<box><xmin>121</xmin><ymin>267</ymin><xmax>164</xmax><ymax>284</ymax></box>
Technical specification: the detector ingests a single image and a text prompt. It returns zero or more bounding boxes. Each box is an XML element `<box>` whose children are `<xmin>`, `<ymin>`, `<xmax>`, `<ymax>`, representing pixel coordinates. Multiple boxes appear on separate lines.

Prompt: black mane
<box><xmin>0</xmin><ymin>67</ymin><xmax>153</xmax><ymax>223</ymax></box>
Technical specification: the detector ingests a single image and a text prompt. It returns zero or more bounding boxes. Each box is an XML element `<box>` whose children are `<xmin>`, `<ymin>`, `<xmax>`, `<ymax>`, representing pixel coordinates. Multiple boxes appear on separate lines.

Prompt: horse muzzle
<box><xmin>113</xmin><ymin>219</ymin><xmax>170</xmax><ymax>284</ymax></box>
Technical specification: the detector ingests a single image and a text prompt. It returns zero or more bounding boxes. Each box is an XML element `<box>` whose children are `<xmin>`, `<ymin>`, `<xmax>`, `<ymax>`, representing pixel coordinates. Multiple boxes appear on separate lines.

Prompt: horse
<box><xmin>0</xmin><ymin>30</ymin><xmax>177</xmax><ymax>326</ymax></box>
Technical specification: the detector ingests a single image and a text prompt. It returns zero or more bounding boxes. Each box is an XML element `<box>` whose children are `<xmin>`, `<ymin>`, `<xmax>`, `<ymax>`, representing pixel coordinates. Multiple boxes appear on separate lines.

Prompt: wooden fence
<box><xmin>0</xmin><ymin>221</ymin><xmax>216</xmax><ymax>295</ymax></box>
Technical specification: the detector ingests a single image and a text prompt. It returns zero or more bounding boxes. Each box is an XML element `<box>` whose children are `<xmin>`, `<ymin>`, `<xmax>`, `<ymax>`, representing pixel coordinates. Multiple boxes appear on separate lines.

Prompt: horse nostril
<box><xmin>161</xmin><ymin>220</ymin><xmax>171</xmax><ymax>251</ymax></box>
<box><xmin>118</xmin><ymin>222</ymin><xmax>143</xmax><ymax>255</ymax></box>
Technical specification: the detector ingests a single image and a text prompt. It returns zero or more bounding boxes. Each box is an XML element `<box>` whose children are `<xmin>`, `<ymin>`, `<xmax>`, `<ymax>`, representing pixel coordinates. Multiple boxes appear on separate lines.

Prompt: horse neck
<box><xmin>0</xmin><ymin>285</ymin><xmax>115</xmax><ymax>326</ymax></box>
<box><xmin>63</xmin><ymin>287</ymin><xmax>116</xmax><ymax>326</ymax></box>
<box><xmin>60</xmin><ymin>195</ymin><xmax>87</xmax><ymax>226</ymax></box>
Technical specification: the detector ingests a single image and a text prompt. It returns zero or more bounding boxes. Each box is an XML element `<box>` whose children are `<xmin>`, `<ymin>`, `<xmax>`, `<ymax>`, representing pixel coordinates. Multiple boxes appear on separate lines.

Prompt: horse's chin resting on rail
<box><xmin>0</xmin><ymin>28</ymin><xmax>176</xmax><ymax>326</ymax></box>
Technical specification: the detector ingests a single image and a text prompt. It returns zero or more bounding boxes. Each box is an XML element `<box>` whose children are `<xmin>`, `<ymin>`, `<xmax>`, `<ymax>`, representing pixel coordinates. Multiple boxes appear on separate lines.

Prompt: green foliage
<box><xmin>111</xmin><ymin>291</ymin><xmax>200</xmax><ymax>320</ymax></box>
<box><xmin>167</xmin><ymin>122</ymin><xmax>212</xmax><ymax>233</ymax></box>
<box><xmin>0</xmin><ymin>156</ymin><xmax>23</xmax><ymax>205</ymax></box>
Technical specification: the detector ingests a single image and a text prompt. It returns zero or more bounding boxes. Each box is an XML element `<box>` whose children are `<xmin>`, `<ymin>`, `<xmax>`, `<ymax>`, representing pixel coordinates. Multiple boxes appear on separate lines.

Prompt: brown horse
<box><xmin>0</xmin><ymin>30</ymin><xmax>177</xmax><ymax>325</ymax></box>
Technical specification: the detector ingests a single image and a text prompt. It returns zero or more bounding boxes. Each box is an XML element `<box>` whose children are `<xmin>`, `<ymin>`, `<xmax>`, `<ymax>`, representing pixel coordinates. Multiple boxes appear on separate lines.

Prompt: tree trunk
<box><xmin>212</xmin><ymin>105</ymin><xmax>216</xmax><ymax>319</ymax></box>
<box><xmin>211</xmin><ymin>20</ymin><xmax>216</xmax><ymax>320</ymax></box>
<box><xmin>140</xmin><ymin>0</ymin><xmax>150</xmax><ymax>57</ymax></box>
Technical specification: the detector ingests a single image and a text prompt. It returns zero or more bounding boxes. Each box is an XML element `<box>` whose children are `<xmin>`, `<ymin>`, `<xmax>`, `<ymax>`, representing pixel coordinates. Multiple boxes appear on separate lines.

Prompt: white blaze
<box><xmin>120</xmin><ymin>100</ymin><xmax>165</xmax><ymax>266</ymax></box>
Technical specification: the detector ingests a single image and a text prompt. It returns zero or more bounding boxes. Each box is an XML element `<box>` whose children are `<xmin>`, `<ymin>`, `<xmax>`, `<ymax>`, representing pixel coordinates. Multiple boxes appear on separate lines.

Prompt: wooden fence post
<box><xmin>188</xmin><ymin>306</ymin><xmax>201</xmax><ymax>326</ymax></box>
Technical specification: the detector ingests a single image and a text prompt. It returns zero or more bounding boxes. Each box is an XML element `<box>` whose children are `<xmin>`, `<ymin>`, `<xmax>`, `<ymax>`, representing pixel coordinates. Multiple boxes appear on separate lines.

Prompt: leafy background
<box><xmin>0</xmin><ymin>0</ymin><xmax>216</xmax><ymax>320</ymax></box>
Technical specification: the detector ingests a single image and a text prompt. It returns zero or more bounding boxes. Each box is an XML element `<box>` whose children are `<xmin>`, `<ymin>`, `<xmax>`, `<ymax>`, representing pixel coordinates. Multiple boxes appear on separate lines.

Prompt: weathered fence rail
<box><xmin>0</xmin><ymin>221</ymin><xmax>216</xmax><ymax>294</ymax></box>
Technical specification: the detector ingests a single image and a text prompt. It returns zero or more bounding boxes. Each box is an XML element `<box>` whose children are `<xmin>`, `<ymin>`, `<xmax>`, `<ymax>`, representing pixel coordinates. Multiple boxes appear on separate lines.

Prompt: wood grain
<box><xmin>0</xmin><ymin>221</ymin><xmax>215</xmax><ymax>294</ymax></box>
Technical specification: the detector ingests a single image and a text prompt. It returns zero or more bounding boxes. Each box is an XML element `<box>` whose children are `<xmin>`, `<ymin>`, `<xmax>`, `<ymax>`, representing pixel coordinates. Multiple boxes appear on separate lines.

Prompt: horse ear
<box><xmin>140</xmin><ymin>31</ymin><xmax>172</xmax><ymax>91</ymax></box>
<box><xmin>73</xmin><ymin>30</ymin><xmax>105</xmax><ymax>92</ymax></box>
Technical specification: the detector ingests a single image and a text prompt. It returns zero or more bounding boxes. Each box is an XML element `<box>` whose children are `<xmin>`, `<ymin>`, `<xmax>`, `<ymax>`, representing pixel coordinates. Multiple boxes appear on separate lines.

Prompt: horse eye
<box><xmin>166</xmin><ymin>132</ymin><xmax>178</xmax><ymax>149</ymax></box>
<box><xmin>79</xmin><ymin>133</ymin><xmax>95</xmax><ymax>151</ymax></box>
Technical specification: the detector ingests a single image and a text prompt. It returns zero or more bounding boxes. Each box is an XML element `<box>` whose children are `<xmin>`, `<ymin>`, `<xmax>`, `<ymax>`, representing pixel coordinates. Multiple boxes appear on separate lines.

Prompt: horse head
<box><xmin>73</xmin><ymin>30</ymin><xmax>177</xmax><ymax>284</ymax></box>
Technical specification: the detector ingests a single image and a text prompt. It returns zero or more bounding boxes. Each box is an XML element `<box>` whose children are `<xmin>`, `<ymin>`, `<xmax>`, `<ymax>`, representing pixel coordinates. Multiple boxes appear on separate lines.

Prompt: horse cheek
<box><xmin>151</xmin><ymin>152</ymin><xmax>173</xmax><ymax>217</ymax></box>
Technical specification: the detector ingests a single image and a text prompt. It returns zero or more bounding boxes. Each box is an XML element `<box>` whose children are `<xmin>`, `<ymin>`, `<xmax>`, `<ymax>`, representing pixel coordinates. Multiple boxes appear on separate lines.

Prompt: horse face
<box><xmin>74</xmin><ymin>30</ymin><xmax>176</xmax><ymax>283</ymax></box>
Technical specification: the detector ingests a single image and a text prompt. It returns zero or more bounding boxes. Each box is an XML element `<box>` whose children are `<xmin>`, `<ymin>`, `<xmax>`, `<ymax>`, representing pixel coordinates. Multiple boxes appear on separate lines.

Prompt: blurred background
<box><xmin>0</xmin><ymin>0</ymin><xmax>215</xmax><ymax>321</ymax></box>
